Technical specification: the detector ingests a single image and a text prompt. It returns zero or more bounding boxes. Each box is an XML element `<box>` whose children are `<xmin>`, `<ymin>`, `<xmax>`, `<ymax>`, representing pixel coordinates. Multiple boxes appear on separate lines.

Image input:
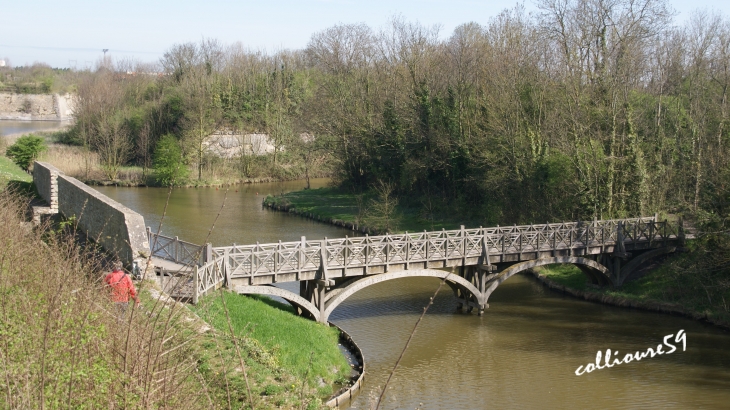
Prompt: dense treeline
<box><xmin>70</xmin><ymin>1</ymin><xmax>730</xmax><ymax>225</ymax></box>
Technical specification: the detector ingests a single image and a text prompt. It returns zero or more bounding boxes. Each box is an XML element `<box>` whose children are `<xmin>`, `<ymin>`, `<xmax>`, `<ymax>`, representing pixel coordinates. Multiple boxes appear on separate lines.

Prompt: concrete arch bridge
<box><xmin>150</xmin><ymin>217</ymin><xmax>685</xmax><ymax>324</ymax></box>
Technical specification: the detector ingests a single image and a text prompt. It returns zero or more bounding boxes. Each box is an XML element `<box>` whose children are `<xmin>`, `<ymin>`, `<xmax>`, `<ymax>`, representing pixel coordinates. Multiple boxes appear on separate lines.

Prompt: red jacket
<box><xmin>105</xmin><ymin>270</ymin><xmax>138</xmax><ymax>303</ymax></box>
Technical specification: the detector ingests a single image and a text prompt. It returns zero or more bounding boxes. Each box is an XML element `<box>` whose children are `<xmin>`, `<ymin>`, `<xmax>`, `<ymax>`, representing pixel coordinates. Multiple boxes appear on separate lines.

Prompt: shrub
<box><xmin>153</xmin><ymin>134</ymin><xmax>188</xmax><ymax>186</ymax></box>
<box><xmin>6</xmin><ymin>134</ymin><xmax>46</xmax><ymax>170</ymax></box>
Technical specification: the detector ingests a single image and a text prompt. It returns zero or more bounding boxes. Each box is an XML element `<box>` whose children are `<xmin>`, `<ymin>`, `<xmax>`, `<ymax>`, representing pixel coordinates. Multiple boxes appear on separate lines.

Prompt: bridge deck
<box><xmin>146</xmin><ymin>217</ymin><xmax>684</xmax><ymax>304</ymax></box>
<box><xmin>194</xmin><ymin>217</ymin><xmax>681</xmax><ymax>299</ymax></box>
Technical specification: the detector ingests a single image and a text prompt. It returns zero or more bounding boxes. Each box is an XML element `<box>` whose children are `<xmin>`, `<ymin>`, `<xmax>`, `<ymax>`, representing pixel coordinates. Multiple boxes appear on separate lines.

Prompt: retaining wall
<box><xmin>33</xmin><ymin>161</ymin><xmax>150</xmax><ymax>267</ymax></box>
<box><xmin>32</xmin><ymin>161</ymin><xmax>61</xmax><ymax>212</ymax></box>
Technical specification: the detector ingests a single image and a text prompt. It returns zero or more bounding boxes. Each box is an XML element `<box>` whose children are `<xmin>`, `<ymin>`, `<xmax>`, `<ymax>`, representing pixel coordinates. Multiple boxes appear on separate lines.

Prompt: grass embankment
<box><xmin>264</xmin><ymin>187</ymin><xmax>480</xmax><ymax>233</ymax></box>
<box><xmin>0</xmin><ymin>154</ymin><xmax>350</xmax><ymax>408</ymax></box>
<box><xmin>0</xmin><ymin>155</ymin><xmax>31</xmax><ymax>184</ymax></box>
<box><xmin>192</xmin><ymin>294</ymin><xmax>351</xmax><ymax>397</ymax></box>
<box><xmin>535</xmin><ymin>256</ymin><xmax>730</xmax><ymax>329</ymax></box>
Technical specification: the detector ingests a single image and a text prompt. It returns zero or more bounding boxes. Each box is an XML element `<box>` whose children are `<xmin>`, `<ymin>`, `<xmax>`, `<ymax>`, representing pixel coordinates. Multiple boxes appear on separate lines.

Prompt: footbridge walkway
<box><xmin>148</xmin><ymin>216</ymin><xmax>684</xmax><ymax>323</ymax></box>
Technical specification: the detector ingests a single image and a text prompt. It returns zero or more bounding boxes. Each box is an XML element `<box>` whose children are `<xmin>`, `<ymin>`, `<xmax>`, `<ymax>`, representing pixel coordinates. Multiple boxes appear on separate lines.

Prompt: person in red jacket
<box><xmin>104</xmin><ymin>261</ymin><xmax>139</xmax><ymax>317</ymax></box>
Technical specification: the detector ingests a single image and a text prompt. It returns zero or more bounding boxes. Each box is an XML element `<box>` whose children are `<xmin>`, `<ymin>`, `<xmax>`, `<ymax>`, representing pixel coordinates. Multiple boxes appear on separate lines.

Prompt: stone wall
<box><xmin>33</xmin><ymin>161</ymin><xmax>150</xmax><ymax>267</ymax></box>
<box><xmin>0</xmin><ymin>93</ymin><xmax>75</xmax><ymax>120</ymax></box>
<box><xmin>32</xmin><ymin>161</ymin><xmax>61</xmax><ymax>212</ymax></box>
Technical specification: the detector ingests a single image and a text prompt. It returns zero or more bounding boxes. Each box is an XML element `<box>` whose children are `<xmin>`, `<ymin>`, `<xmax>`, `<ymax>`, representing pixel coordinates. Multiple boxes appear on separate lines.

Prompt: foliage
<box><xmin>0</xmin><ymin>190</ymin><xmax>204</xmax><ymax>408</ymax></box>
<box><xmin>153</xmin><ymin>134</ymin><xmax>188</xmax><ymax>186</ymax></box>
<box><xmin>366</xmin><ymin>180</ymin><xmax>401</xmax><ymax>233</ymax></box>
<box><xmin>0</xmin><ymin>63</ymin><xmax>77</xmax><ymax>94</ymax></box>
<box><xmin>64</xmin><ymin>6</ymin><xmax>730</xmax><ymax>227</ymax></box>
<box><xmin>5</xmin><ymin>134</ymin><xmax>46</xmax><ymax>170</ymax></box>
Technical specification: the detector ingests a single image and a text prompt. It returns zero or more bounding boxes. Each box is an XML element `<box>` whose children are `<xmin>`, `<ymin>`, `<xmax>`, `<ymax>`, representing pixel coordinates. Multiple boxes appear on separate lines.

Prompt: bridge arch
<box><xmin>322</xmin><ymin>269</ymin><xmax>483</xmax><ymax>323</ymax></box>
<box><xmin>483</xmin><ymin>256</ymin><xmax>614</xmax><ymax>303</ymax></box>
<box><xmin>233</xmin><ymin>285</ymin><xmax>321</xmax><ymax>321</ymax></box>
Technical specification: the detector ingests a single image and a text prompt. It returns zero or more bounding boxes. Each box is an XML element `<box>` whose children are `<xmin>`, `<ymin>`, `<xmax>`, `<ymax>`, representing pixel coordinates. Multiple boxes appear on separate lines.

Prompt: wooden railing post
<box><xmin>499</xmin><ymin>225</ymin><xmax>505</xmax><ymax>255</ymax></box>
<box><xmin>320</xmin><ymin>239</ymin><xmax>329</xmax><ymax>278</ymax></box>
<box><xmin>174</xmin><ymin>236</ymin><xmax>179</xmax><ymax>263</ymax></box>
<box><xmin>299</xmin><ymin>236</ymin><xmax>306</xmax><ymax>274</ymax></box>
<box><xmin>193</xmin><ymin>266</ymin><xmax>199</xmax><ymax>304</ymax></box>
<box><xmin>276</xmin><ymin>240</ymin><xmax>281</xmax><ymax>273</ymax></box>
<box><xmin>649</xmin><ymin>218</ymin><xmax>655</xmax><ymax>246</ymax></box>
<box><xmin>461</xmin><ymin>225</ymin><xmax>466</xmax><ymax>258</ymax></box>
<box><xmin>385</xmin><ymin>234</ymin><xmax>390</xmax><ymax>268</ymax></box>
<box><xmin>405</xmin><ymin>232</ymin><xmax>410</xmax><ymax>269</ymax></box>
<box><xmin>224</xmin><ymin>248</ymin><xmax>230</xmax><ymax>287</ymax></box>
<box><xmin>364</xmin><ymin>234</ymin><xmax>369</xmax><ymax>265</ymax></box>
<box><xmin>204</xmin><ymin>243</ymin><xmax>212</xmax><ymax>264</ymax></box>
<box><xmin>424</xmin><ymin>230</ymin><xmax>428</xmax><ymax>261</ymax></box>
<box><xmin>569</xmin><ymin>223</ymin><xmax>573</xmax><ymax>251</ymax></box>
<box><xmin>344</xmin><ymin>236</ymin><xmax>349</xmax><ymax>268</ymax></box>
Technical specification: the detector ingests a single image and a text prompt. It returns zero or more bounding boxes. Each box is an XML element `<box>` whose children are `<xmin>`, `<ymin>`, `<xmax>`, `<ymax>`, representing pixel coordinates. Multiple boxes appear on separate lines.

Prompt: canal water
<box><xmin>0</xmin><ymin>120</ymin><xmax>67</xmax><ymax>138</ymax></box>
<box><xmin>95</xmin><ymin>182</ymin><xmax>730</xmax><ymax>409</ymax></box>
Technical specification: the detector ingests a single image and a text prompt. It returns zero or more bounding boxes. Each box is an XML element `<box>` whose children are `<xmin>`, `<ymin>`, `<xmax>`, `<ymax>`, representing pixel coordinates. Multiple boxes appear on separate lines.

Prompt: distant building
<box><xmin>0</xmin><ymin>60</ymin><xmax>6</xmax><ymax>67</ymax></box>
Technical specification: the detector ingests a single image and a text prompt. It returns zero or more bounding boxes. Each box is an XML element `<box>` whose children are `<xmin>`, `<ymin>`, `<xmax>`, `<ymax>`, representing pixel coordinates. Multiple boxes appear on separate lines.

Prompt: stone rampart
<box><xmin>32</xmin><ymin>162</ymin><xmax>61</xmax><ymax>212</ymax></box>
<box><xmin>0</xmin><ymin>93</ymin><xmax>75</xmax><ymax>121</ymax></box>
<box><xmin>32</xmin><ymin>161</ymin><xmax>150</xmax><ymax>267</ymax></box>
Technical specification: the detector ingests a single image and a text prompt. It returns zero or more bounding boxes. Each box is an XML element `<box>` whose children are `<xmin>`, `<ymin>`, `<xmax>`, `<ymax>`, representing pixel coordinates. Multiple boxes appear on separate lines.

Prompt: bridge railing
<box><xmin>148</xmin><ymin>228</ymin><xmax>207</xmax><ymax>267</ymax></box>
<box><xmin>194</xmin><ymin>255</ymin><xmax>227</xmax><ymax>303</ymax></box>
<box><xmin>203</xmin><ymin>217</ymin><xmax>677</xmax><ymax>282</ymax></box>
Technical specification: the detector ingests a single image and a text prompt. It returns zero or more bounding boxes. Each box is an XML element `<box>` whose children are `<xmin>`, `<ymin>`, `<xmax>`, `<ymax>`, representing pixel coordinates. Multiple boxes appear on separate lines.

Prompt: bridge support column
<box><xmin>455</xmin><ymin>265</ymin><xmax>493</xmax><ymax>315</ymax></box>
<box><xmin>316</xmin><ymin>280</ymin><xmax>332</xmax><ymax>323</ymax></box>
<box><xmin>298</xmin><ymin>279</ymin><xmax>331</xmax><ymax>323</ymax></box>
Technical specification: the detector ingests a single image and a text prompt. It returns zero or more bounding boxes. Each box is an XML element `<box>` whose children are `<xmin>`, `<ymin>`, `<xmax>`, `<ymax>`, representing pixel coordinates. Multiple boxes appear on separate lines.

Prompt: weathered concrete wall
<box><xmin>32</xmin><ymin>161</ymin><xmax>61</xmax><ymax>212</ymax></box>
<box><xmin>33</xmin><ymin>161</ymin><xmax>150</xmax><ymax>267</ymax></box>
<box><xmin>0</xmin><ymin>93</ymin><xmax>75</xmax><ymax>120</ymax></box>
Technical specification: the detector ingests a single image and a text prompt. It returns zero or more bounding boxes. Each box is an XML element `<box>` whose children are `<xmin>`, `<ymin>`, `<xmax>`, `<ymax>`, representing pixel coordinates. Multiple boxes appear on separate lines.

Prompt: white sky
<box><xmin>1</xmin><ymin>0</ymin><xmax>728</xmax><ymax>69</ymax></box>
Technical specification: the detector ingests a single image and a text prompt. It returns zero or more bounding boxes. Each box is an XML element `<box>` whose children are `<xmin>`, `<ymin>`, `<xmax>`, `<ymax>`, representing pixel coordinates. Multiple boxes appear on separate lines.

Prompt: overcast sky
<box><xmin>1</xmin><ymin>0</ymin><xmax>728</xmax><ymax>69</ymax></box>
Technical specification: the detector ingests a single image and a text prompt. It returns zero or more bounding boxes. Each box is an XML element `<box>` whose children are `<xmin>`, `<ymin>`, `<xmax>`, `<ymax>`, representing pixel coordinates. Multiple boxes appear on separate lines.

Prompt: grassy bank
<box><xmin>0</xmin><ymin>151</ymin><xmax>351</xmax><ymax>408</ymax></box>
<box><xmin>264</xmin><ymin>187</ymin><xmax>481</xmax><ymax>233</ymax></box>
<box><xmin>0</xmin><ymin>155</ymin><xmax>31</xmax><ymax>185</ymax></box>
<box><xmin>191</xmin><ymin>294</ymin><xmax>351</xmax><ymax>399</ymax></box>
<box><xmin>534</xmin><ymin>256</ymin><xmax>730</xmax><ymax>329</ymax></box>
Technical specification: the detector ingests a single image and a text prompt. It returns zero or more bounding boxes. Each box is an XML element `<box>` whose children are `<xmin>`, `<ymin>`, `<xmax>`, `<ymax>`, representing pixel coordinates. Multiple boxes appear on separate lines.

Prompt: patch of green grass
<box><xmin>266</xmin><ymin>187</ymin><xmax>481</xmax><ymax>233</ymax></box>
<box><xmin>0</xmin><ymin>155</ymin><xmax>32</xmax><ymax>184</ymax></box>
<box><xmin>537</xmin><ymin>264</ymin><xmax>590</xmax><ymax>290</ymax></box>
<box><xmin>191</xmin><ymin>292</ymin><xmax>350</xmax><ymax>393</ymax></box>
<box><xmin>537</xmin><ymin>258</ymin><xmax>730</xmax><ymax>327</ymax></box>
<box><xmin>267</xmin><ymin>187</ymin><xmax>362</xmax><ymax>222</ymax></box>
<box><xmin>0</xmin><ymin>155</ymin><xmax>34</xmax><ymax>194</ymax></box>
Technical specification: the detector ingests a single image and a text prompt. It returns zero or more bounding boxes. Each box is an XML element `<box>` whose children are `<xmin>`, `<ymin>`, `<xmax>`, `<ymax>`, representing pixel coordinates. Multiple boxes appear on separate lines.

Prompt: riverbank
<box><xmin>0</xmin><ymin>154</ymin><xmax>358</xmax><ymax>408</ymax></box>
<box><xmin>530</xmin><ymin>264</ymin><xmax>730</xmax><ymax>330</ymax></box>
<box><xmin>263</xmin><ymin>187</ymin><xmax>477</xmax><ymax>234</ymax></box>
<box><xmin>189</xmin><ymin>292</ymin><xmax>354</xmax><ymax>407</ymax></box>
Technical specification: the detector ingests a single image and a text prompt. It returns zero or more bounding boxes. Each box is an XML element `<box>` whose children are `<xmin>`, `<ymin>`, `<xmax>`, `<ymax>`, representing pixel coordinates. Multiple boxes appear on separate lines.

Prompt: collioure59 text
<box><xmin>575</xmin><ymin>330</ymin><xmax>687</xmax><ymax>376</ymax></box>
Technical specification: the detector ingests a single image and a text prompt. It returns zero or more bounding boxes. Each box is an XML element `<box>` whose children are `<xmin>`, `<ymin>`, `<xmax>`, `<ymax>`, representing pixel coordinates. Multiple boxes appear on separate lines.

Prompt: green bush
<box><xmin>6</xmin><ymin>134</ymin><xmax>46</xmax><ymax>170</ymax></box>
<box><xmin>153</xmin><ymin>134</ymin><xmax>188</xmax><ymax>186</ymax></box>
